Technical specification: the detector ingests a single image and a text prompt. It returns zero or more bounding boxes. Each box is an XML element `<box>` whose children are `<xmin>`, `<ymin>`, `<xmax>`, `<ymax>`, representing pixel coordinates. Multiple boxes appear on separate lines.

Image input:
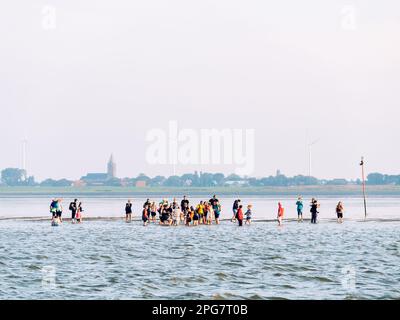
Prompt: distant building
<box><xmin>72</xmin><ymin>180</ymin><xmax>86</xmax><ymax>187</ymax></box>
<box><xmin>81</xmin><ymin>154</ymin><xmax>118</xmax><ymax>186</ymax></box>
<box><xmin>80</xmin><ymin>173</ymin><xmax>109</xmax><ymax>186</ymax></box>
<box><xmin>135</xmin><ymin>180</ymin><xmax>147</xmax><ymax>188</ymax></box>
<box><xmin>107</xmin><ymin>154</ymin><xmax>117</xmax><ymax>180</ymax></box>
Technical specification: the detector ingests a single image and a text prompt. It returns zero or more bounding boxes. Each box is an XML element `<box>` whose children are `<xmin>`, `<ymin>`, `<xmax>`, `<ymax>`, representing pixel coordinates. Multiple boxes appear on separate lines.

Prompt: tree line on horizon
<box><xmin>1</xmin><ymin>167</ymin><xmax>399</xmax><ymax>188</ymax></box>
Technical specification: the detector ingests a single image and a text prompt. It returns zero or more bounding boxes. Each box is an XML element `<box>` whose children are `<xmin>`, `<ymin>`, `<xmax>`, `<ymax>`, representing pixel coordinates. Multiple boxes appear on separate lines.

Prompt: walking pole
<box><xmin>360</xmin><ymin>157</ymin><xmax>367</xmax><ymax>219</ymax></box>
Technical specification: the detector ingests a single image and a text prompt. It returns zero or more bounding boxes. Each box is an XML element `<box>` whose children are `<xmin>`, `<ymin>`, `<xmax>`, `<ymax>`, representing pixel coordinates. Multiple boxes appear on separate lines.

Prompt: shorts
<box><xmin>142</xmin><ymin>217</ymin><xmax>148</xmax><ymax>222</ymax></box>
<box><xmin>151</xmin><ymin>212</ymin><xmax>156</xmax><ymax>217</ymax></box>
<box><xmin>56</xmin><ymin>211</ymin><xmax>62</xmax><ymax>218</ymax></box>
<box><xmin>246</xmin><ymin>216</ymin><xmax>251</xmax><ymax>220</ymax></box>
<box><xmin>214</xmin><ymin>212</ymin><xmax>220</xmax><ymax>219</ymax></box>
<box><xmin>193</xmin><ymin>214</ymin><xmax>199</xmax><ymax>221</ymax></box>
<box><xmin>337</xmin><ymin>212</ymin><xmax>343</xmax><ymax>219</ymax></box>
<box><xmin>297</xmin><ymin>209</ymin><xmax>303</xmax><ymax>216</ymax></box>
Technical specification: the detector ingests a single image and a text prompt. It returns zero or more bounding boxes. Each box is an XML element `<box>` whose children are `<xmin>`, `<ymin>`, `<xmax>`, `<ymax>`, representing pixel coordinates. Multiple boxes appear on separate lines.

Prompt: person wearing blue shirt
<box><xmin>296</xmin><ymin>196</ymin><xmax>304</xmax><ymax>222</ymax></box>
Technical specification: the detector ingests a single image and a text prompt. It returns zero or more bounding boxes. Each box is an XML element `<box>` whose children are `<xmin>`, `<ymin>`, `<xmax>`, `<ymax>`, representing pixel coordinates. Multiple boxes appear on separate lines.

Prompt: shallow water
<box><xmin>1</xmin><ymin>196</ymin><xmax>400</xmax><ymax>220</ymax></box>
<box><xmin>0</xmin><ymin>219</ymin><xmax>399</xmax><ymax>299</ymax></box>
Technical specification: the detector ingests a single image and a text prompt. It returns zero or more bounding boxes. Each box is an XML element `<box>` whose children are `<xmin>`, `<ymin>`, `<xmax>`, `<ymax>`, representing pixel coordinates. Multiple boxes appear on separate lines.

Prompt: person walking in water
<box><xmin>172</xmin><ymin>205</ymin><xmax>180</xmax><ymax>226</ymax></box>
<box><xmin>192</xmin><ymin>206</ymin><xmax>199</xmax><ymax>226</ymax></box>
<box><xmin>310</xmin><ymin>198</ymin><xmax>319</xmax><ymax>224</ymax></box>
<box><xmin>206</xmin><ymin>204</ymin><xmax>214</xmax><ymax>225</ymax></box>
<box><xmin>50</xmin><ymin>199</ymin><xmax>57</xmax><ymax>219</ymax></box>
<box><xmin>336</xmin><ymin>201</ymin><xmax>344</xmax><ymax>223</ymax></box>
<box><xmin>50</xmin><ymin>199</ymin><xmax>60</xmax><ymax>225</ymax></box>
<box><xmin>196</xmin><ymin>201</ymin><xmax>205</xmax><ymax>224</ymax></box>
<box><xmin>185</xmin><ymin>207</ymin><xmax>193</xmax><ymax>226</ymax></box>
<box><xmin>76</xmin><ymin>202</ymin><xmax>83</xmax><ymax>223</ymax></box>
<box><xmin>143</xmin><ymin>198</ymin><xmax>151</xmax><ymax>209</ymax></box>
<box><xmin>69</xmin><ymin>199</ymin><xmax>78</xmax><ymax>224</ymax></box>
<box><xmin>296</xmin><ymin>196</ymin><xmax>304</xmax><ymax>222</ymax></box>
<box><xmin>150</xmin><ymin>202</ymin><xmax>157</xmax><ymax>223</ymax></box>
<box><xmin>203</xmin><ymin>201</ymin><xmax>210</xmax><ymax>224</ymax></box>
<box><xmin>142</xmin><ymin>205</ymin><xmax>149</xmax><ymax>226</ymax></box>
<box><xmin>232</xmin><ymin>199</ymin><xmax>241</xmax><ymax>222</ymax></box>
<box><xmin>125</xmin><ymin>200</ymin><xmax>133</xmax><ymax>223</ymax></box>
<box><xmin>277</xmin><ymin>202</ymin><xmax>284</xmax><ymax>226</ymax></box>
<box><xmin>237</xmin><ymin>205</ymin><xmax>244</xmax><ymax>226</ymax></box>
<box><xmin>245</xmin><ymin>204</ymin><xmax>253</xmax><ymax>225</ymax></box>
<box><xmin>213</xmin><ymin>201</ymin><xmax>222</xmax><ymax>225</ymax></box>
<box><xmin>55</xmin><ymin>199</ymin><xmax>63</xmax><ymax>223</ymax></box>
<box><xmin>181</xmin><ymin>195</ymin><xmax>189</xmax><ymax>212</ymax></box>
<box><xmin>209</xmin><ymin>195</ymin><xmax>219</xmax><ymax>207</ymax></box>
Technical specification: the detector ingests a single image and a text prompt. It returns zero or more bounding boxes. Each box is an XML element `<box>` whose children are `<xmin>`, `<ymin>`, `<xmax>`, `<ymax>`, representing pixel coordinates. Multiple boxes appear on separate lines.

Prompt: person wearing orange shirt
<box><xmin>277</xmin><ymin>202</ymin><xmax>284</xmax><ymax>226</ymax></box>
<box><xmin>237</xmin><ymin>205</ymin><xmax>244</xmax><ymax>226</ymax></box>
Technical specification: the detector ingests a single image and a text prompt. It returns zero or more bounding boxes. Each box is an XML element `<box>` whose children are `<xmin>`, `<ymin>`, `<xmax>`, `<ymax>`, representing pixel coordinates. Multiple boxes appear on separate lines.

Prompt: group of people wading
<box><xmin>279</xmin><ymin>197</ymin><xmax>344</xmax><ymax>225</ymax></box>
<box><xmin>126</xmin><ymin>195</ymin><xmax>225</xmax><ymax>226</ymax></box>
<box><xmin>50</xmin><ymin>198</ymin><xmax>84</xmax><ymax>226</ymax></box>
<box><xmin>126</xmin><ymin>195</ymin><xmax>345</xmax><ymax>227</ymax></box>
<box><xmin>50</xmin><ymin>195</ymin><xmax>345</xmax><ymax>227</ymax></box>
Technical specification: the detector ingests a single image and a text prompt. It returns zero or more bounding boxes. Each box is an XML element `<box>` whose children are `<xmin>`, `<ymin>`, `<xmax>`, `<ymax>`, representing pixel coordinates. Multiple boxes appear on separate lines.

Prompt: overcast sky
<box><xmin>0</xmin><ymin>1</ymin><xmax>399</xmax><ymax>181</ymax></box>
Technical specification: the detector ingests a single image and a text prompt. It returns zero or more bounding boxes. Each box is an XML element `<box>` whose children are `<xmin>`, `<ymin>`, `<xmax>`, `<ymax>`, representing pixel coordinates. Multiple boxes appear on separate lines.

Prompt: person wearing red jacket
<box><xmin>277</xmin><ymin>202</ymin><xmax>284</xmax><ymax>226</ymax></box>
<box><xmin>237</xmin><ymin>205</ymin><xmax>244</xmax><ymax>226</ymax></box>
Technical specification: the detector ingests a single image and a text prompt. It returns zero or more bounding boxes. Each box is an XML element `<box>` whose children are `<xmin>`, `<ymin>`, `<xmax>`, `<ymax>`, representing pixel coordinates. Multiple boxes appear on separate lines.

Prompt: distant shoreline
<box><xmin>1</xmin><ymin>185</ymin><xmax>400</xmax><ymax>197</ymax></box>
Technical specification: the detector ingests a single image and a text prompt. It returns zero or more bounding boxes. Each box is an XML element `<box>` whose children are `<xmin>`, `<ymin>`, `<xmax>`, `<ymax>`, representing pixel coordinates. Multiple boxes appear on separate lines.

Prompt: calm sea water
<box><xmin>0</xmin><ymin>196</ymin><xmax>399</xmax><ymax>300</ymax></box>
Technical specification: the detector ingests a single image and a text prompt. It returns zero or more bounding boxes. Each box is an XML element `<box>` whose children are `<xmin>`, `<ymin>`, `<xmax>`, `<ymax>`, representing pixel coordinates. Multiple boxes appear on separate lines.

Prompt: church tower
<box><xmin>107</xmin><ymin>154</ymin><xmax>117</xmax><ymax>180</ymax></box>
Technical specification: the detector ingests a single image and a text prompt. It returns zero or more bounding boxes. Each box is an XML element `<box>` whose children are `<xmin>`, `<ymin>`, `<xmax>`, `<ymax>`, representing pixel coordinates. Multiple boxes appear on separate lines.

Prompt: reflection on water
<box><xmin>0</xmin><ymin>219</ymin><xmax>399</xmax><ymax>299</ymax></box>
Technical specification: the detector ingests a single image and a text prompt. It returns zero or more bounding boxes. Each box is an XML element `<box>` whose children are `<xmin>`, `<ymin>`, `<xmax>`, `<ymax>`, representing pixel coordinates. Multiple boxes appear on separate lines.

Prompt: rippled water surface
<box><xmin>1</xmin><ymin>219</ymin><xmax>399</xmax><ymax>299</ymax></box>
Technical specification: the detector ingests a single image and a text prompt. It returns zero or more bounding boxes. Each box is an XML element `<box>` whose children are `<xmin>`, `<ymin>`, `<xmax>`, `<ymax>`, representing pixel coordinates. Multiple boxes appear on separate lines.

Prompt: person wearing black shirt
<box><xmin>209</xmin><ymin>195</ymin><xmax>219</xmax><ymax>206</ymax></box>
<box><xmin>69</xmin><ymin>199</ymin><xmax>78</xmax><ymax>223</ymax></box>
<box><xmin>160</xmin><ymin>206</ymin><xmax>170</xmax><ymax>225</ymax></box>
<box><xmin>125</xmin><ymin>200</ymin><xmax>133</xmax><ymax>222</ymax></box>
<box><xmin>232</xmin><ymin>199</ymin><xmax>241</xmax><ymax>222</ymax></box>
<box><xmin>310</xmin><ymin>198</ymin><xmax>319</xmax><ymax>224</ymax></box>
<box><xmin>143</xmin><ymin>199</ymin><xmax>152</xmax><ymax>218</ymax></box>
<box><xmin>167</xmin><ymin>204</ymin><xmax>173</xmax><ymax>218</ymax></box>
<box><xmin>143</xmin><ymin>199</ymin><xmax>151</xmax><ymax>208</ymax></box>
<box><xmin>181</xmin><ymin>196</ymin><xmax>189</xmax><ymax>211</ymax></box>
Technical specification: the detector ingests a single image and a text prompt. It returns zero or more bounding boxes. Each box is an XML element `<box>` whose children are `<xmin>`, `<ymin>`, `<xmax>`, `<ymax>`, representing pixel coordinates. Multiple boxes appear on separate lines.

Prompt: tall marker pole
<box><xmin>360</xmin><ymin>157</ymin><xmax>367</xmax><ymax>219</ymax></box>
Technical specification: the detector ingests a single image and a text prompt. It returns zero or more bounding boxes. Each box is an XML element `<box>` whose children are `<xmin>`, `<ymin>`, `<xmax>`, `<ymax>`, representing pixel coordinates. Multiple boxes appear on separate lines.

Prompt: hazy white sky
<box><xmin>0</xmin><ymin>1</ymin><xmax>399</xmax><ymax>181</ymax></box>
